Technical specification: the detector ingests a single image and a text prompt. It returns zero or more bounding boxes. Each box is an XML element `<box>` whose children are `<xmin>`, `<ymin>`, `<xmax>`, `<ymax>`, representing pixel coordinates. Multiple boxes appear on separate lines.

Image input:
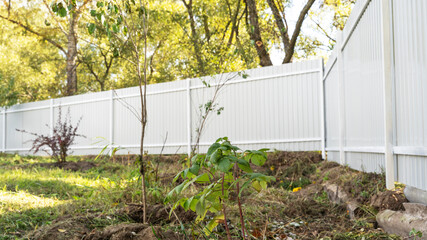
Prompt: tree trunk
<box><xmin>282</xmin><ymin>0</ymin><xmax>316</xmax><ymax>64</ymax></box>
<box><xmin>245</xmin><ymin>0</ymin><xmax>272</xmax><ymax>67</ymax></box>
<box><xmin>66</xmin><ymin>13</ymin><xmax>78</xmax><ymax>96</ymax></box>
<box><xmin>182</xmin><ymin>0</ymin><xmax>206</xmax><ymax>75</ymax></box>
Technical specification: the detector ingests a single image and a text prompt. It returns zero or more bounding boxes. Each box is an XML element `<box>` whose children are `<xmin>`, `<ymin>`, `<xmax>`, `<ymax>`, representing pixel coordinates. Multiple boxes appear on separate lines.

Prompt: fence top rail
<box><xmin>341</xmin><ymin>0</ymin><xmax>372</xmax><ymax>51</ymax></box>
<box><xmin>1</xmin><ymin>59</ymin><xmax>323</xmax><ymax>113</ymax></box>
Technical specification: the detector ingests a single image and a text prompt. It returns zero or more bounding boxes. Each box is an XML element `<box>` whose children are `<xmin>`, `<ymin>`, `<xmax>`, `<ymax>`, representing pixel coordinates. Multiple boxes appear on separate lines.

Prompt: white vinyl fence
<box><xmin>324</xmin><ymin>0</ymin><xmax>427</xmax><ymax>191</ymax></box>
<box><xmin>0</xmin><ymin>60</ymin><xmax>325</xmax><ymax>158</ymax></box>
<box><xmin>2</xmin><ymin>0</ymin><xmax>427</xmax><ymax>194</ymax></box>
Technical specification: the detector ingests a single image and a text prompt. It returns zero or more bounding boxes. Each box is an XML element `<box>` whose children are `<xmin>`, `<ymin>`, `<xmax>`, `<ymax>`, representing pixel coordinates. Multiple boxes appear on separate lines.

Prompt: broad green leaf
<box><xmin>189</xmin><ymin>163</ymin><xmax>200</xmax><ymax>175</ymax></box>
<box><xmin>204</xmin><ymin>214</ymin><xmax>224</xmax><ymax>236</ymax></box>
<box><xmin>210</xmin><ymin>149</ymin><xmax>222</xmax><ymax>164</ymax></box>
<box><xmin>237</xmin><ymin>158</ymin><xmax>253</xmax><ymax>173</ymax></box>
<box><xmin>195</xmin><ymin>200</ymin><xmax>205</xmax><ymax>216</ymax></box>
<box><xmin>218</xmin><ymin>157</ymin><xmax>232</xmax><ymax>172</ymax></box>
<box><xmin>207</xmin><ymin>143</ymin><xmax>221</xmax><ymax>157</ymax></box>
<box><xmin>260</xmin><ymin>180</ymin><xmax>267</xmax><ymax>189</ymax></box>
<box><xmin>195</xmin><ymin>173</ymin><xmax>210</xmax><ymax>183</ymax></box>
<box><xmin>172</xmin><ymin>170</ymin><xmax>183</xmax><ymax>182</ymax></box>
<box><xmin>58</xmin><ymin>7</ymin><xmax>67</xmax><ymax>17</ymax></box>
<box><xmin>183</xmin><ymin>197</ymin><xmax>192</xmax><ymax>211</ymax></box>
<box><xmin>87</xmin><ymin>23</ymin><xmax>96</xmax><ymax>35</ymax></box>
<box><xmin>249</xmin><ymin>153</ymin><xmax>266</xmax><ymax>166</ymax></box>
<box><xmin>90</xmin><ymin>10</ymin><xmax>97</xmax><ymax>17</ymax></box>
<box><xmin>189</xmin><ymin>197</ymin><xmax>199</xmax><ymax>211</ymax></box>
<box><xmin>252</xmin><ymin>180</ymin><xmax>262</xmax><ymax>192</ymax></box>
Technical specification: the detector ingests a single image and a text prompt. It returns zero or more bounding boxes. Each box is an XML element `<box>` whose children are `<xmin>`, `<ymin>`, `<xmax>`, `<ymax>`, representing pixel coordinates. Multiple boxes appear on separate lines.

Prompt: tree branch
<box><xmin>283</xmin><ymin>0</ymin><xmax>315</xmax><ymax>63</ymax></box>
<box><xmin>0</xmin><ymin>15</ymin><xmax>66</xmax><ymax>54</ymax></box>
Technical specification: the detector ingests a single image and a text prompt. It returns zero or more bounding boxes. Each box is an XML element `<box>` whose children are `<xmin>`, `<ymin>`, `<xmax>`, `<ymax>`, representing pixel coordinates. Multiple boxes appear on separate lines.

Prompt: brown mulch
<box><xmin>27</xmin><ymin>203</ymin><xmax>192</xmax><ymax>240</ymax></box>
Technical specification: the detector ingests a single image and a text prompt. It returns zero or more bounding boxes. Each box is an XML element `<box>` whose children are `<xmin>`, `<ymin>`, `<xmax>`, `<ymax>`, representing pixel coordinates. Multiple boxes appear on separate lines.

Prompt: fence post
<box><xmin>50</xmin><ymin>99</ymin><xmax>54</xmax><ymax>137</ymax></box>
<box><xmin>381</xmin><ymin>0</ymin><xmax>395</xmax><ymax>189</ymax></box>
<box><xmin>337</xmin><ymin>31</ymin><xmax>346</xmax><ymax>165</ymax></box>
<box><xmin>110</xmin><ymin>90</ymin><xmax>114</xmax><ymax>155</ymax></box>
<box><xmin>319</xmin><ymin>59</ymin><xmax>326</xmax><ymax>159</ymax></box>
<box><xmin>186</xmin><ymin>79</ymin><xmax>192</xmax><ymax>157</ymax></box>
<box><xmin>2</xmin><ymin>108</ymin><xmax>5</xmax><ymax>152</ymax></box>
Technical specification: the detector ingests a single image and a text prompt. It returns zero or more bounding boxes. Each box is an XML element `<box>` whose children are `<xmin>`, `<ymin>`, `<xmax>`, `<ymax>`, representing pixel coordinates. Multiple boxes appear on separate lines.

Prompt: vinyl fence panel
<box><xmin>0</xmin><ymin>59</ymin><xmax>324</xmax><ymax>157</ymax></box>
<box><xmin>323</xmin><ymin>0</ymin><xmax>427</xmax><ymax>192</ymax></box>
<box><xmin>392</xmin><ymin>0</ymin><xmax>427</xmax><ymax>190</ymax></box>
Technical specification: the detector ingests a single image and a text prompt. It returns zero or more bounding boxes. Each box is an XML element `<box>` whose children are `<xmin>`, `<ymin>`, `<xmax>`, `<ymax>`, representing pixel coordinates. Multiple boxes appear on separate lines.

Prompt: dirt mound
<box><xmin>27</xmin><ymin>209</ymin><xmax>186</xmax><ymax>240</ymax></box>
<box><xmin>267</xmin><ymin>151</ymin><xmax>322</xmax><ymax>170</ymax></box>
<box><xmin>27</xmin><ymin>215</ymin><xmax>92</xmax><ymax>240</ymax></box>
<box><xmin>265</xmin><ymin>151</ymin><xmax>322</xmax><ymax>190</ymax></box>
<box><xmin>85</xmin><ymin>223</ymin><xmax>182</xmax><ymax>240</ymax></box>
<box><xmin>33</xmin><ymin>161</ymin><xmax>97</xmax><ymax>172</ymax></box>
<box><xmin>370</xmin><ymin>189</ymin><xmax>408</xmax><ymax>211</ymax></box>
<box><xmin>124</xmin><ymin>204</ymin><xmax>196</xmax><ymax>224</ymax></box>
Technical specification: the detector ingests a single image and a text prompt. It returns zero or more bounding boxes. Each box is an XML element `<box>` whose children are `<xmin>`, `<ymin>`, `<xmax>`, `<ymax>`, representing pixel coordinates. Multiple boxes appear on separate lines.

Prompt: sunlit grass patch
<box><xmin>0</xmin><ymin>190</ymin><xmax>66</xmax><ymax>214</ymax></box>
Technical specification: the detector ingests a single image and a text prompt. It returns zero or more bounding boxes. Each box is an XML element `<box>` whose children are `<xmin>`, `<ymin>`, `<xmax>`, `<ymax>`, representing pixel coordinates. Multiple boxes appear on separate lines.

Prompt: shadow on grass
<box><xmin>0</xmin><ymin>204</ymin><xmax>59</xmax><ymax>240</ymax></box>
<box><xmin>0</xmin><ymin>202</ymin><xmax>128</xmax><ymax>240</ymax></box>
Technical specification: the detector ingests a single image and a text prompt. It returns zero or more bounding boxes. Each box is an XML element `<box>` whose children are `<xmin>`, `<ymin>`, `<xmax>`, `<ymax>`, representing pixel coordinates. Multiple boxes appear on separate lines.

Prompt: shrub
<box><xmin>166</xmin><ymin>137</ymin><xmax>275</xmax><ymax>240</ymax></box>
<box><xmin>17</xmin><ymin>107</ymin><xmax>84</xmax><ymax>162</ymax></box>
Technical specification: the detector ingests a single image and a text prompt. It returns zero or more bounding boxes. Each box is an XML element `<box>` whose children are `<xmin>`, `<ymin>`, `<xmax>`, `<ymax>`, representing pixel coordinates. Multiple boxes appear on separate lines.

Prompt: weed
<box><xmin>16</xmin><ymin>106</ymin><xmax>85</xmax><ymax>163</ymax></box>
<box><xmin>409</xmin><ymin>228</ymin><xmax>423</xmax><ymax>240</ymax></box>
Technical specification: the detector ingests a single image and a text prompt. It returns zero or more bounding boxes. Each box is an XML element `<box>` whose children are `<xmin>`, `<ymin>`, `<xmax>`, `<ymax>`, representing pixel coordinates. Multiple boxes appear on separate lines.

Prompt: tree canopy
<box><xmin>0</xmin><ymin>0</ymin><xmax>354</xmax><ymax>106</ymax></box>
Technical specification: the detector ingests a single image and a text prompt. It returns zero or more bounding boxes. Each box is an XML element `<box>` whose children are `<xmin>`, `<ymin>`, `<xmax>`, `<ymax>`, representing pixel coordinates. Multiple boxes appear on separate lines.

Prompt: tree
<box><xmin>0</xmin><ymin>20</ymin><xmax>63</xmax><ymax>105</ymax></box>
<box><xmin>293</xmin><ymin>0</ymin><xmax>355</xmax><ymax>60</ymax></box>
<box><xmin>87</xmin><ymin>0</ymin><xmax>150</xmax><ymax>224</ymax></box>
<box><xmin>245</xmin><ymin>0</ymin><xmax>316</xmax><ymax>66</ymax></box>
<box><xmin>0</xmin><ymin>0</ymin><xmax>90</xmax><ymax>96</ymax></box>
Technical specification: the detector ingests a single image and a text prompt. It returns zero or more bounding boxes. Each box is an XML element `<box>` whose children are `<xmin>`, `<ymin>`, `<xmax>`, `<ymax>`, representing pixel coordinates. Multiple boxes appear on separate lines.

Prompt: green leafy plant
<box><xmin>165</xmin><ymin>137</ymin><xmax>275</xmax><ymax>240</ymax></box>
<box><xmin>409</xmin><ymin>228</ymin><xmax>423</xmax><ymax>240</ymax></box>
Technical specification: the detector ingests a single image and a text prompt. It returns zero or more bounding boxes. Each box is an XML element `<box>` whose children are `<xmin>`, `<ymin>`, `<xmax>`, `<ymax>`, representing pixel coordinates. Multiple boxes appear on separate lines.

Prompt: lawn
<box><xmin>0</xmin><ymin>152</ymin><xmax>402</xmax><ymax>240</ymax></box>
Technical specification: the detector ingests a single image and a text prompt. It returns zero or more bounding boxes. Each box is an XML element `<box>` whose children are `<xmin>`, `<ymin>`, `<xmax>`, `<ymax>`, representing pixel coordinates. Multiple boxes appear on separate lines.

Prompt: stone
<box><xmin>377</xmin><ymin>202</ymin><xmax>427</xmax><ymax>239</ymax></box>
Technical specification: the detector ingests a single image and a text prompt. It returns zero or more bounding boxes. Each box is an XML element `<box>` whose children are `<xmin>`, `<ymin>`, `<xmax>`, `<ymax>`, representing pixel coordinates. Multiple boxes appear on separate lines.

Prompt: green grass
<box><xmin>0</xmin><ymin>154</ymin><xmax>142</xmax><ymax>239</ymax></box>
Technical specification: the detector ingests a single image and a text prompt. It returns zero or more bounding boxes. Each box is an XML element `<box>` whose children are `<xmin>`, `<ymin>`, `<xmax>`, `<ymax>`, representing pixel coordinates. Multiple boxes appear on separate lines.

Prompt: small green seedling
<box><xmin>409</xmin><ymin>228</ymin><xmax>423</xmax><ymax>240</ymax></box>
<box><xmin>165</xmin><ymin>137</ymin><xmax>275</xmax><ymax>240</ymax></box>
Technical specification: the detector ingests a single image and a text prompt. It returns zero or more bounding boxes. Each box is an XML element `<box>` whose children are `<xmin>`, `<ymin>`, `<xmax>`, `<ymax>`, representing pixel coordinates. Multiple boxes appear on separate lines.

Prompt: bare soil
<box><xmin>27</xmin><ymin>203</ymin><xmax>194</xmax><ymax>240</ymax></box>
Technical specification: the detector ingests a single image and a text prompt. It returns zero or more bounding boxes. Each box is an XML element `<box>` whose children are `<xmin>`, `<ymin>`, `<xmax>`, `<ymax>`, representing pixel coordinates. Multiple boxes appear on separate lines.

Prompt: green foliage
<box><xmin>0</xmin><ymin>74</ymin><xmax>18</xmax><ymax>107</ymax></box>
<box><xmin>0</xmin><ymin>154</ymin><xmax>137</xmax><ymax>239</ymax></box>
<box><xmin>409</xmin><ymin>228</ymin><xmax>423</xmax><ymax>240</ymax></box>
<box><xmin>0</xmin><ymin>0</ymin><xmax>349</xmax><ymax>104</ymax></box>
<box><xmin>279</xmin><ymin>176</ymin><xmax>312</xmax><ymax>190</ymax></box>
<box><xmin>165</xmin><ymin>137</ymin><xmax>275</xmax><ymax>236</ymax></box>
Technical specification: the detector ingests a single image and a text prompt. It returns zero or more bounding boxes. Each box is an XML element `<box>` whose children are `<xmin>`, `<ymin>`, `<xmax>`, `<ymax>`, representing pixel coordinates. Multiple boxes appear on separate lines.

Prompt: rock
<box><xmin>377</xmin><ymin>202</ymin><xmax>427</xmax><ymax>239</ymax></box>
<box><xmin>404</xmin><ymin>186</ymin><xmax>427</xmax><ymax>206</ymax></box>
<box><xmin>323</xmin><ymin>184</ymin><xmax>360</xmax><ymax>219</ymax></box>
<box><xmin>324</xmin><ymin>184</ymin><xmax>349</xmax><ymax>204</ymax></box>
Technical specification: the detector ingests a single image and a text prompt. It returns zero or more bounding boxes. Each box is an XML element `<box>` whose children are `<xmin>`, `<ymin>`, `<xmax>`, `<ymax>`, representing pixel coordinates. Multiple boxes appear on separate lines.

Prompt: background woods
<box><xmin>0</xmin><ymin>0</ymin><xmax>353</xmax><ymax>106</ymax></box>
